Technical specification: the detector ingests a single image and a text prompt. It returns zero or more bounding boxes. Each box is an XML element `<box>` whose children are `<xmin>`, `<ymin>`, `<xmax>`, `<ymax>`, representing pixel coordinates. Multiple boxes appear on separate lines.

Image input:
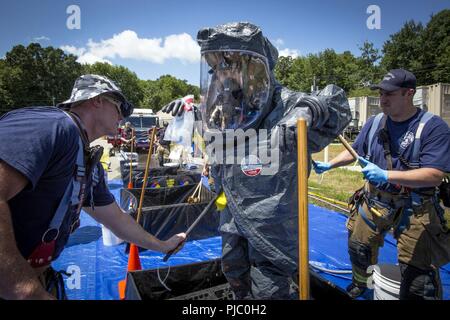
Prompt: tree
<box><xmin>140</xmin><ymin>79</ymin><xmax>162</xmax><ymax>110</ymax></box>
<box><xmin>140</xmin><ymin>75</ymin><xmax>200</xmax><ymax>112</ymax></box>
<box><xmin>0</xmin><ymin>43</ymin><xmax>83</xmax><ymax>111</ymax></box>
<box><xmin>273</xmin><ymin>49</ymin><xmax>367</xmax><ymax>94</ymax></box>
<box><xmin>336</xmin><ymin>51</ymin><xmax>363</xmax><ymax>94</ymax></box>
<box><xmin>380</xmin><ymin>10</ymin><xmax>450</xmax><ymax>85</ymax></box>
<box><xmin>287</xmin><ymin>56</ymin><xmax>307</xmax><ymax>91</ymax></box>
<box><xmin>0</xmin><ymin>60</ymin><xmax>14</xmax><ymax>114</ymax></box>
<box><xmin>380</xmin><ymin>20</ymin><xmax>424</xmax><ymax>83</ymax></box>
<box><xmin>348</xmin><ymin>87</ymin><xmax>374</xmax><ymax>98</ymax></box>
<box><xmin>83</xmin><ymin>63</ymin><xmax>144</xmax><ymax>107</ymax></box>
<box><xmin>302</xmin><ymin>54</ymin><xmax>322</xmax><ymax>92</ymax></box>
<box><xmin>358</xmin><ymin>41</ymin><xmax>382</xmax><ymax>85</ymax></box>
<box><xmin>274</xmin><ymin>56</ymin><xmax>294</xmax><ymax>87</ymax></box>
<box><xmin>419</xmin><ymin>10</ymin><xmax>450</xmax><ymax>84</ymax></box>
<box><xmin>359</xmin><ymin>41</ymin><xmax>381</xmax><ymax>67</ymax></box>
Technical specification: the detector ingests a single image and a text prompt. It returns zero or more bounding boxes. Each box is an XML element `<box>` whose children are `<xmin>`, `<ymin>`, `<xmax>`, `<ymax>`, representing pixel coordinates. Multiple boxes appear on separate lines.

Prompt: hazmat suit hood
<box><xmin>197</xmin><ymin>22</ymin><xmax>279</xmax><ymax>132</ymax></box>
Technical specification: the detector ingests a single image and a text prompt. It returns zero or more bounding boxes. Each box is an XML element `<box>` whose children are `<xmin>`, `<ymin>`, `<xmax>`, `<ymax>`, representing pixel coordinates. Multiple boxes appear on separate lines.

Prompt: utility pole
<box><xmin>311</xmin><ymin>76</ymin><xmax>317</xmax><ymax>93</ymax></box>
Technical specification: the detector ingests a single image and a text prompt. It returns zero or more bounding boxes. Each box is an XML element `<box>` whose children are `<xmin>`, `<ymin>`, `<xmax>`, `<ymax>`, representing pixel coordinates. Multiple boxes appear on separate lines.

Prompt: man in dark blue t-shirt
<box><xmin>0</xmin><ymin>75</ymin><xmax>186</xmax><ymax>300</ymax></box>
<box><xmin>313</xmin><ymin>69</ymin><xmax>450</xmax><ymax>300</ymax></box>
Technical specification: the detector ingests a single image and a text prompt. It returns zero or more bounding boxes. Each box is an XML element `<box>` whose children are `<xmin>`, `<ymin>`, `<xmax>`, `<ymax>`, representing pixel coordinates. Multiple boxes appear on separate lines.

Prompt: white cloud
<box><xmin>278</xmin><ymin>48</ymin><xmax>300</xmax><ymax>59</ymax></box>
<box><xmin>273</xmin><ymin>38</ymin><xmax>284</xmax><ymax>47</ymax></box>
<box><xmin>77</xmin><ymin>53</ymin><xmax>112</xmax><ymax>65</ymax></box>
<box><xmin>271</xmin><ymin>38</ymin><xmax>300</xmax><ymax>59</ymax></box>
<box><xmin>61</xmin><ymin>30</ymin><xmax>200</xmax><ymax>65</ymax></box>
<box><xmin>60</xmin><ymin>45</ymin><xmax>86</xmax><ymax>57</ymax></box>
<box><xmin>60</xmin><ymin>45</ymin><xmax>112</xmax><ymax>64</ymax></box>
<box><xmin>33</xmin><ymin>36</ymin><xmax>50</xmax><ymax>42</ymax></box>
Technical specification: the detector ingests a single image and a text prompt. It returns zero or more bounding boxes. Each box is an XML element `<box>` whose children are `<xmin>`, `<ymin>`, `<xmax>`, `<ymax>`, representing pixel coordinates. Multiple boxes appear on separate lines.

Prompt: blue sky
<box><xmin>0</xmin><ymin>0</ymin><xmax>448</xmax><ymax>85</ymax></box>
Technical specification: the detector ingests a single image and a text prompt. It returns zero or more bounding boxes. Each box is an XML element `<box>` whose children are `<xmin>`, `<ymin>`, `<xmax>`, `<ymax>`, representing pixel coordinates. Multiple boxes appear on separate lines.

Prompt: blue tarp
<box><xmin>53</xmin><ymin>179</ymin><xmax>450</xmax><ymax>300</ymax></box>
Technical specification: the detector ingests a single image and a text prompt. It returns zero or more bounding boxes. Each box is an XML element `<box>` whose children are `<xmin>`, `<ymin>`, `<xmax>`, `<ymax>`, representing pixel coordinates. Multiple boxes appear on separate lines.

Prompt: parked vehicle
<box><xmin>107</xmin><ymin>128</ymin><xmax>122</xmax><ymax>156</ymax></box>
<box><xmin>125</xmin><ymin>108</ymin><xmax>159</xmax><ymax>152</ymax></box>
<box><xmin>107</xmin><ymin>108</ymin><xmax>159</xmax><ymax>154</ymax></box>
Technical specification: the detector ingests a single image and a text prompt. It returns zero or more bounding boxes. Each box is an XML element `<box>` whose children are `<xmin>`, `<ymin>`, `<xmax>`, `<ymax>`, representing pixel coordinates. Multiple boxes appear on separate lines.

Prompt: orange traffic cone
<box><xmin>118</xmin><ymin>243</ymin><xmax>142</xmax><ymax>300</ymax></box>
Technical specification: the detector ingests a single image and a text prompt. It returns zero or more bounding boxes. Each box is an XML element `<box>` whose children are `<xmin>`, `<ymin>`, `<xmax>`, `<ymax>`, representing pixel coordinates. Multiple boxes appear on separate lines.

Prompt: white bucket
<box><xmin>373</xmin><ymin>264</ymin><xmax>401</xmax><ymax>300</ymax></box>
<box><xmin>164</xmin><ymin>162</ymin><xmax>180</xmax><ymax>168</ymax></box>
<box><xmin>101</xmin><ymin>224</ymin><xmax>124</xmax><ymax>246</ymax></box>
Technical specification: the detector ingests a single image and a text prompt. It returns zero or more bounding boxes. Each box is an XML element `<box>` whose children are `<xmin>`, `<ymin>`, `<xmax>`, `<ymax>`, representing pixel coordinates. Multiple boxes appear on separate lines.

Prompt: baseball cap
<box><xmin>57</xmin><ymin>74</ymin><xmax>134</xmax><ymax>117</ymax></box>
<box><xmin>370</xmin><ymin>69</ymin><xmax>417</xmax><ymax>92</ymax></box>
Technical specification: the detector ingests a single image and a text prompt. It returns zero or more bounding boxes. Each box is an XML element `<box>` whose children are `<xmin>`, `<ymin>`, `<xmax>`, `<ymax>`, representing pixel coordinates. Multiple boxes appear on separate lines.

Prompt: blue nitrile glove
<box><xmin>358</xmin><ymin>157</ymin><xmax>388</xmax><ymax>184</ymax></box>
<box><xmin>312</xmin><ymin>161</ymin><xmax>332</xmax><ymax>174</ymax></box>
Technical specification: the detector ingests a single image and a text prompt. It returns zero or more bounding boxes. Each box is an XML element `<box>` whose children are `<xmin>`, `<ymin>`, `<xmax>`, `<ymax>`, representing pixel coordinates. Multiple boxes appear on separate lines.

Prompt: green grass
<box><xmin>309</xmin><ymin>168</ymin><xmax>364</xmax><ymax>203</ymax></box>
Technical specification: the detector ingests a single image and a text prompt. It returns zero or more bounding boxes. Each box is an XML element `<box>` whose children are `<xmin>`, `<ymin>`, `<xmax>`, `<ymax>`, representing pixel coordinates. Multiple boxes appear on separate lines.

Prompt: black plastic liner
<box><xmin>125</xmin><ymin>259</ymin><xmax>226</xmax><ymax>300</ymax></box>
<box><xmin>121</xmin><ymin>185</ymin><xmax>219</xmax><ymax>252</ymax></box>
<box><xmin>132</xmin><ymin>171</ymin><xmax>200</xmax><ymax>189</ymax></box>
<box><xmin>124</xmin><ymin>259</ymin><xmax>351</xmax><ymax>300</ymax></box>
<box><xmin>309</xmin><ymin>269</ymin><xmax>351</xmax><ymax>300</ymax></box>
<box><xmin>120</xmin><ymin>160</ymin><xmax>180</xmax><ymax>186</ymax></box>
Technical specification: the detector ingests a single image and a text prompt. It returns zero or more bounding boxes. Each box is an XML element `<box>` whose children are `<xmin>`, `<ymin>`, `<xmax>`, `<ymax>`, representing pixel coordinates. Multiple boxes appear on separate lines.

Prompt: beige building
<box><xmin>414</xmin><ymin>83</ymin><xmax>450</xmax><ymax>126</ymax></box>
<box><xmin>348</xmin><ymin>96</ymin><xmax>380</xmax><ymax>128</ymax></box>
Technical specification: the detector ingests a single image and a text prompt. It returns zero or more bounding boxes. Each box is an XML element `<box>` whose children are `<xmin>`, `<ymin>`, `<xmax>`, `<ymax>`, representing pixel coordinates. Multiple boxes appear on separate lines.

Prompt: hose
<box><xmin>310</xmin><ymin>263</ymin><xmax>352</xmax><ymax>275</ymax></box>
<box><xmin>308</xmin><ymin>191</ymin><xmax>349</xmax><ymax>208</ymax></box>
<box><xmin>157</xmin><ymin>264</ymin><xmax>172</xmax><ymax>291</ymax></box>
<box><xmin>308</xmin><ymin>193</ymin><xmax>349</xmax><ymax>214</ymax></box>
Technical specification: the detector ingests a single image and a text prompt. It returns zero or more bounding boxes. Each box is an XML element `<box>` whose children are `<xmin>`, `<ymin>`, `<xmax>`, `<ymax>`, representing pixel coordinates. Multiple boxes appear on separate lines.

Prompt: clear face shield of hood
<box><xmin>199</xmin><ymin>50</ymin><xmax>271</xmax><ymax>132</ymax></box>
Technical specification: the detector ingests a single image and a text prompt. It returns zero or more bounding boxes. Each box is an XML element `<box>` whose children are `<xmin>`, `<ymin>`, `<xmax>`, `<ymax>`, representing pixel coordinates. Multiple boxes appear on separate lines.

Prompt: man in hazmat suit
<box><xmin>162</xmin><ymin>22</ymin><xmax>351</xmax><ymax>299</ymax></box>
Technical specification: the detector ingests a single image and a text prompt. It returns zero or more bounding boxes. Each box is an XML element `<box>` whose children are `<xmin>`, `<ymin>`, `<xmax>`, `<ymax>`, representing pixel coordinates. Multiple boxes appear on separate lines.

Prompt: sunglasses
<box><xmin>102</xmin><ymin>95</ymin><xmax>123</xmax><ymax>117</ymax></box>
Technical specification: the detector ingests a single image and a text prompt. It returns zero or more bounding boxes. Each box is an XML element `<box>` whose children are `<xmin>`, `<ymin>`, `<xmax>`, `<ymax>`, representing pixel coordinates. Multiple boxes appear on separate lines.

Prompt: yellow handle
<box><xmin>215</xmin><ymin>191</ymin><xmax>227</xmax><ymax>211</ymax></box>
<box><xmin>369</xmin><ymin>207</ymin><xmax>383</xmax><ymax>217</ymax></box>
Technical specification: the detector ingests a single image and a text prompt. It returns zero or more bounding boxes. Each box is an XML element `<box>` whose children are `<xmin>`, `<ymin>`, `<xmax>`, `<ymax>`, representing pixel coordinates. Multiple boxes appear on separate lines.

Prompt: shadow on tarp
<box><xmin>108</xmin><ymin>182</ymin><xmax>124</xmax><ymax>190</ymax></box>
<box><xmin>65</xmin><ymin>226</ymin><xmax>102</xmax><ymax>247</ymax></box>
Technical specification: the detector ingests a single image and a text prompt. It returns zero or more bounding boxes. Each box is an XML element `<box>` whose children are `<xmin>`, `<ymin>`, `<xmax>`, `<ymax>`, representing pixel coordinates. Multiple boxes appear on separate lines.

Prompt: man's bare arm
<box><xmin>329</xmin><ymin>150</ymin><xmax>357</xmax><ymax>169</ymax></box>
<box><xmin>0</xmin><ymin>161</ymin><xmax>54</xmax><ymax>299</ymax></box>
<box><xmin>388</xmin><ymin>167</ymin><xmax>445</xmax><ymax>188</ymax></box>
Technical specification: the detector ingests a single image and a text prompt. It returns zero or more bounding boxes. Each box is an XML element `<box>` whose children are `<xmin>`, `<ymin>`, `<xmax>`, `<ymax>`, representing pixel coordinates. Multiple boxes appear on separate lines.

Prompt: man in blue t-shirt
<box><xmin>313</xmin><ymin>69</ymin><xmax>450</xmax><ymax>300</ymax></box>
<box><xmin>0</xmin><ymin>75</ymin><xmax>186</xmax><ymax>300</ymax></box>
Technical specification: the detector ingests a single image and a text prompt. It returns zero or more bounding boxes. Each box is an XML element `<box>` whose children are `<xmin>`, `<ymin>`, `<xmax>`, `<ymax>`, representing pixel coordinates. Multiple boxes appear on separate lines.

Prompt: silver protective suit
<box><xmin>197</xmin><ymin>22</ymin><xmax>352</xmax><ymax>299</ymax></box>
